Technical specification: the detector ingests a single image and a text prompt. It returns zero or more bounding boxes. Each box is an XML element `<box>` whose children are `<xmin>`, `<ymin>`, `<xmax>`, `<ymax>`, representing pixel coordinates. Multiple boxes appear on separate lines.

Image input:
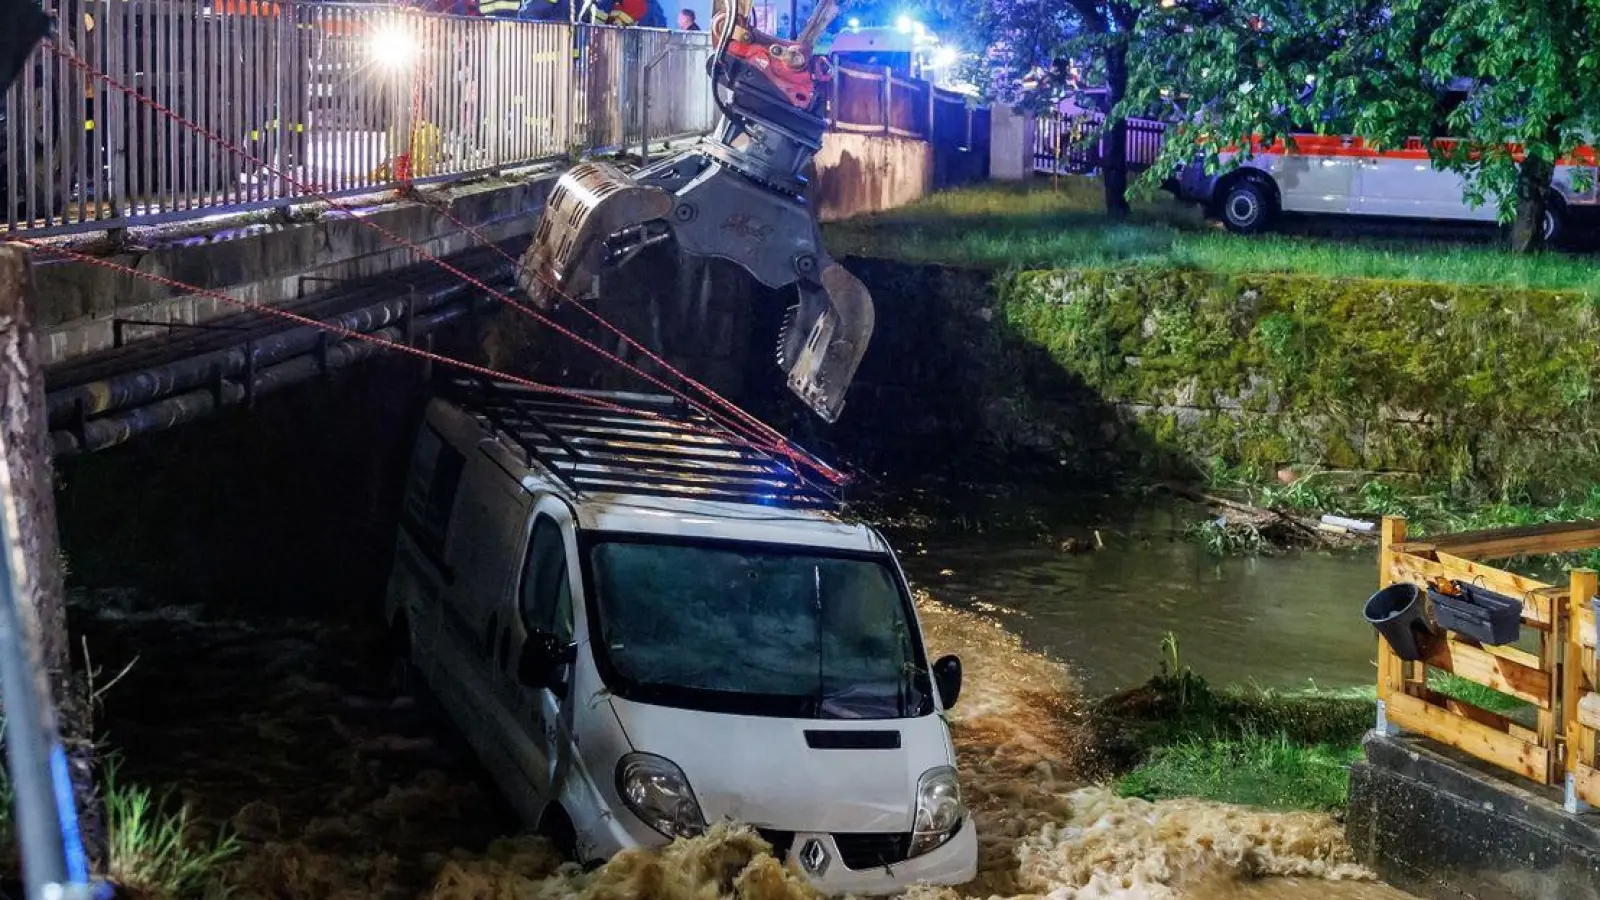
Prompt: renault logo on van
<box><xmin>799</xmin><ymin>838</ymin><xmax>830</xmax><ymax>876</ymax></box>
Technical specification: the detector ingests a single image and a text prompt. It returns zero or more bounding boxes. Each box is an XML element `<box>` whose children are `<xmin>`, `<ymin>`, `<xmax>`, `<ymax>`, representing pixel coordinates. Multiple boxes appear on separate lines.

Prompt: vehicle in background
<box><xmin>383</xmin><ymin>379</ymin><xmax>977</xmax><ymax>895</ymax></box>
<box><xmin>1166</xmin><ymin>89</ymin><xmax>1598</xmax><ymax>241</ymax></box>
<box><xmin>818</xmin><ymin>19</ymin><xmax>965</xmax><ymax>89</ymax></box>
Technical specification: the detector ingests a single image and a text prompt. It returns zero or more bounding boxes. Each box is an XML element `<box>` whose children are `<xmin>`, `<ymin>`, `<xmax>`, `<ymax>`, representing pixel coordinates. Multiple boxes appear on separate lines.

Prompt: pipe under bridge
<box><xmin>43</xmin><ymin>240</ymin><xmax>519</xmax><ymax>457</ymax></box>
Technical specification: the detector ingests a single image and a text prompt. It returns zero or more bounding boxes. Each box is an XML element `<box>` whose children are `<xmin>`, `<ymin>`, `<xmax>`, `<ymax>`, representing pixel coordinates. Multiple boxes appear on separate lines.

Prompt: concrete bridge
<box><xmin>3</xmin><ymin>2</ymin><xmax>991</xmax><ymax>456</ymax></box>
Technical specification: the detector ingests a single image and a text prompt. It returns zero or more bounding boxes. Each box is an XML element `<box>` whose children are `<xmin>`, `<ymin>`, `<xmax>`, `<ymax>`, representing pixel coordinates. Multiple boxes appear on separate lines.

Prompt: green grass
<box><xmin>1116</xmin><ymin>732</ymin><xmax>1361</xmax><ymax>811</ymax></box>
<box><xmin>103</xmin><ymin>764</ymin><xmax>240</xmax><ymax>899</ymax></box>
<box><xmin>1090</xmin><ymin>635</ymin><xmax>1373</xmax><ymax>812</ymax></box>
<box><xmin>1428</xmin><ymin>671</ymin><xmax>1531</xmax><ymax>717</ymax></box>
<box><xmin>823</xmin><ymin>179</ymin><xmax>1600</xmax><ymax>294</ymax></box>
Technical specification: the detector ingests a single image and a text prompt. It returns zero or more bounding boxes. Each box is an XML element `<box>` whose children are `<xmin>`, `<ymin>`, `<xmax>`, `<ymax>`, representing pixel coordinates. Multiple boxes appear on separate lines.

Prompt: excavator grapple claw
<box><xmin>517</xmin><ymin>161</ymin><xmax>674</xmax><ymax>308</ymax></box>
<box><xmin>780</xmin><ymin>262</ymin><xmax>874</xmax><ymax>423</ymax></box>
<box><xmin>519</xmin><ymin>0</ymin><xmax>872</xmax><ymax>421</ymax></box>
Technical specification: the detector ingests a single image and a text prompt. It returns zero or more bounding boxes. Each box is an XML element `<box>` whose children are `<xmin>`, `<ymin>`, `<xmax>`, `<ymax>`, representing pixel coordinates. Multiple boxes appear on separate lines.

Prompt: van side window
<box><xmin>520</xmin><ymin>517</ymin><xmax>574</xmax><ymax>643</ymax></box>
<box><xmin>402</xmin><ymin>428</ymin><xmax>466</xmax><ymax>561</ymax></box>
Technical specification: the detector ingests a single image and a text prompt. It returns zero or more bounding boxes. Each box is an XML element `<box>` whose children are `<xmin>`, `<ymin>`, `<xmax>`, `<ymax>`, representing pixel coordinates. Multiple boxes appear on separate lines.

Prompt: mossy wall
<box><xmin>1002</xmin><ymin>268</ymin><xmax>1600</xmax><ymax>498</ymax></box>
<box><xmin>819</xmin><ymin>258</ymin><xmax>1126</xmax><ymax>480</ymax></box>
<box><xmin>497</xmin><ymin>253</ymin><xmax>1599</xmax><ymax>497</ymax></box>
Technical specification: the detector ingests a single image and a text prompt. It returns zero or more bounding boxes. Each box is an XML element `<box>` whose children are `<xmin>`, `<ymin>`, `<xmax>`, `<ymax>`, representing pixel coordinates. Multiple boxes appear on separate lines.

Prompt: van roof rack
<box><xmin>445</xmin><ymin>377</ymin><xmax>843</xmax><ymax>512</ymax></box>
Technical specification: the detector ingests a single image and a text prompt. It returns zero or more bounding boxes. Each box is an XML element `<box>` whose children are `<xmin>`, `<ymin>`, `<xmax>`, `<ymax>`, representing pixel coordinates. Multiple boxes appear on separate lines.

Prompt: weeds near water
<box><xmin>1258</xmin><ymin>475</ymin><xmax>1340</xmax><ymax>513</ymax></box>
<box><xmin>105</xmin><ymin>764</ymin><xmax>240</xmax><ymax>899</ymax></box>
<box><xmin>1195</xmin><ymin>470</ymin><xmax>1600</xmax><ymax>567</ymax></box>
<box><xmin>1203</xmin><ymin>456</ymin><xmax>1266</xmax><ymax>491</ymax></box>
<box><xmin>1116</xmin><ymin>732</ymin><xmax>1360</xmax><ymax>811</ymax></box>
<box><xmin>1090</xmin><ymin>638</ymin><xmax>1373</xmax><ymax>811</ymax></box>
<box><xmin>1187</xmin><ymin>517</ymin><xmax>1266</xmax><ymax>555</ymax></box>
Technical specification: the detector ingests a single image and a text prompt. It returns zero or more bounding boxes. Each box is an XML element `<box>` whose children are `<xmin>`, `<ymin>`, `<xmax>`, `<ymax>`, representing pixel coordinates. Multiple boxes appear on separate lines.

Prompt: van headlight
<box><xmin>615</xmin><ymin>753</ymin><xmax>706</xmax><ymax>840</ymax></box>
<box><xmin>909</xmin><ymin>766</ymin><xmax>965</xmax><ymax>857</ymax></box>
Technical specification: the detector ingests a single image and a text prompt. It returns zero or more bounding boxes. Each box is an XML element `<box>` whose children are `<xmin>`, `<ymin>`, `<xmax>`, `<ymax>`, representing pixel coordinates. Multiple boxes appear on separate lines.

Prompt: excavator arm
<box><xmin>517</xmin><ymin>0</ymin><xmax>873</xmax><ymax>422</ymax></box>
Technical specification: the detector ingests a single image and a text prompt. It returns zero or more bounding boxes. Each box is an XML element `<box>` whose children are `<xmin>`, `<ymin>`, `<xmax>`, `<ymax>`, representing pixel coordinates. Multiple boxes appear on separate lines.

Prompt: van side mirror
<box><xmin>933</xmin><ymin>654</ymin><xmax>962</xmax><ymax>708</ymax></box>
<box><xmin>518</xmin><ymin>631</ymin><xmax>578</xmax><ymax>694</ymax></box>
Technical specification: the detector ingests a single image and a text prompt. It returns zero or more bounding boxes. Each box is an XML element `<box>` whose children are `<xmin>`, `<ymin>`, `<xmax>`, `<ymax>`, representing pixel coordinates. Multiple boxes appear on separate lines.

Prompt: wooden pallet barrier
<box><xmin>1376</xmin><ymin>517</ymin><xmax>1600</xmax><ymax>793</ymax></box>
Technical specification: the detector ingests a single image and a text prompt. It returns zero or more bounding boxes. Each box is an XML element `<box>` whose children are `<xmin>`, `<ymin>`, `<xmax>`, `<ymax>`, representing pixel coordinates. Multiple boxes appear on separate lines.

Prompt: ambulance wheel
<box><xmin>1219</xmin><ymin>178</ymin><xmax>1276</xmax><ymax>235</ymax></box>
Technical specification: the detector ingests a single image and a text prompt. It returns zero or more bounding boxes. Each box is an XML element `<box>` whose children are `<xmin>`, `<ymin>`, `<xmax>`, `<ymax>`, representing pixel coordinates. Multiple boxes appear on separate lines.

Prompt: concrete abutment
<box><xmin>1348</xmin><ymin>732</ymin><xmax>1600</xmax><ymax>900</ymax></box>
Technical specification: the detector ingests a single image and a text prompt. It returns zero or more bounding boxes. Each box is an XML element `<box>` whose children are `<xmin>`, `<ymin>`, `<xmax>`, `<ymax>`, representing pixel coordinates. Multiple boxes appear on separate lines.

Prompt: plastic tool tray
<box><xmin>1427</xmin><ymin>581</ymin><xmax>1522</xmax><ymax>645</ymax></box>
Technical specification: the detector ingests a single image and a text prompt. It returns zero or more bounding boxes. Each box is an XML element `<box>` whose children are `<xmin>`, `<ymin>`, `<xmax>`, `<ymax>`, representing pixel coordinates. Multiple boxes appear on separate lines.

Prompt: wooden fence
<box><xmin>1377</xmin><ymin>517</ymin><xmax>1600</xmax><ymax>810</ymax></box>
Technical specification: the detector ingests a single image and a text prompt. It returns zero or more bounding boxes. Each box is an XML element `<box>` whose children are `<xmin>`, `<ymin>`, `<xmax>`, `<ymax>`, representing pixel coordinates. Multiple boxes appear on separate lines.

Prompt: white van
<box><xmin>382</xmin><ymin>379</ymin><xmax>977</xmax><ymax>894</ymax></box>
<box><xmin>1168</xmin><ymin>134</ymin><xmax>1598</xmax><ymax>242</ymax></box>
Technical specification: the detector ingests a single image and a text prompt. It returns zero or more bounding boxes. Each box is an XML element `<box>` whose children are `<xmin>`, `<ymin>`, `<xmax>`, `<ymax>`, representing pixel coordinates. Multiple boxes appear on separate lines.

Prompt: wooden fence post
<box><xmin>1565</xmin><ymin>567</ymin><xmax>1597</xmax><ymax>811</ymax></box>
<box><xmin>880</xmin><ymin>66</ymin><xmax>892</xmax><ymax>135</ymax></box>
<box><xmin>1377</xmin><ymin>516</ymin><xmax>1407</xmax><ymax>722</ymax></box>
<box><xmin>0</xmin><ymin>246</ymin><xmax>101</xmax><ymax>864</ymax></box>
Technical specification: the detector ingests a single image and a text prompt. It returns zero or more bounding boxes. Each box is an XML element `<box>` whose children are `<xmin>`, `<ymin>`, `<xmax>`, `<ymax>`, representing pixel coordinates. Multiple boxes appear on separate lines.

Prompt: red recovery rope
<box><xmin>9</xmin><ymin>233</ymin><xmax>842</xmax><ymax>498</ymax></box>
<box><xmin>6</xmin><ymin>234</ymin><xmax>638</xmax><ymax>414</ymax></box>
<box><xmin>38</xmin><ymin>39</ymin><xmax>845</xmax><ymax>485</ymax></box>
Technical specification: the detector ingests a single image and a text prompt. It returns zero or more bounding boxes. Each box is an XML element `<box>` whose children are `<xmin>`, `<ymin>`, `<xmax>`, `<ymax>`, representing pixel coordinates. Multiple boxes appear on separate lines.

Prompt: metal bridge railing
<box><xmin>1</xmin><ymin>3</ymin><xmax>715</xmax><ymax>237</ymax></box>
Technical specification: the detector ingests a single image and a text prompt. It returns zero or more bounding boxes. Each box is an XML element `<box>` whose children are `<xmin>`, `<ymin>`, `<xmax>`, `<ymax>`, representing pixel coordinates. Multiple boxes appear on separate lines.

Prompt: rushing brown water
<box><xmin>75</xmin><ymin>587</ymin><xmax>1410</xmax><ymax>900</ymax></box>
<box><xmin>422</xmin><ymin>598</ymin><xmax>1413</xmax><ymax>900</ymax></box>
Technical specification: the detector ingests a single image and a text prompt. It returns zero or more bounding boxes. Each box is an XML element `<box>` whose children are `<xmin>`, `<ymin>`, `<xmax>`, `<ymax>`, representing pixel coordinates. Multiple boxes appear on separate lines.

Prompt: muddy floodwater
<box><xmin>881</xmin><ymin>488</ymin><xmax>1381</xmax><ymax>695</ymax></box>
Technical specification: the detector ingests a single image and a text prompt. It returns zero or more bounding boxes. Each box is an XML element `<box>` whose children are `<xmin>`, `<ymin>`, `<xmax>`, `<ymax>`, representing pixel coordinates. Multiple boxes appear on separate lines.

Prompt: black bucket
<box><xmin>1365</xmin><ymin>582</ymin><xmax>1429</xmax><ymax>661</ymax></box>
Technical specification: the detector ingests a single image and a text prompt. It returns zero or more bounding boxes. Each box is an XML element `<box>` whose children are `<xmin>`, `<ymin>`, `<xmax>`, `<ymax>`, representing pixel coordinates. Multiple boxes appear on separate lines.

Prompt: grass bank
<box><xmin>826</xmin><ymin>179</ymin><xmax>1600</xmax><ymax>501</ymax></box>
<box><xmin>824</xmin><ymin>179</ymin><xmax>1600</xmax><ymax>294</ymax></box>
<box><xmin>1089</xmin><ymin>639</ymin><xmax>1374</xmax><ymax>812</ymax></box>
<box><xmin>1090</xmin><ymin>640</ymin><xmax>1540</xmax><ymax>813</ymax></box>
<box><xmin>0</xmin><ymin>749</ymin><xmax>239</xmax><ymax>898</ymax></box>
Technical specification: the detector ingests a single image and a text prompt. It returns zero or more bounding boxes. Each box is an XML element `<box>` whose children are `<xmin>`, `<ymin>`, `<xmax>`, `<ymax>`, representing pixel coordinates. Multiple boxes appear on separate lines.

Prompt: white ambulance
<box><xmin>1168</xmin><ymin>134</ymin><xmax>1598</xmax><ymax>242</ymax></box>
<box><xmin>383</xmin><ymin>379</ymin><xmax>977</xmax><ymax>895</ymax></box>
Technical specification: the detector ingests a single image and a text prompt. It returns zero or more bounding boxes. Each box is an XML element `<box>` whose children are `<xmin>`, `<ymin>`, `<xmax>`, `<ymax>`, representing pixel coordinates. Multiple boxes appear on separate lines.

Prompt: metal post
<box><xmin>1374</xmin><ymin>699</ymin><xmax>1399</xmax><ymax>737</ymax></box>
<box><xmin>639</xmin><ymin>44</ymin><xmax>652</xmax><ymax>165</ymax></box>
<box><xmin>0</xmin><ymin>248</ymin><xmax>94</xmax><ymax>900</ymax></box>
<box><xmin>1566</xmin><ymin>772</ymin><xmax>1592</xmax><ymax>815</ymax></box>
<box><xmin>105</xmin><ymin>0</ymin><xmax>128</xmax><ymax>228</ymax></box>
<box><xmin>568</xmin><ymin>23</ymin><xmax>582</xmax><ymax>159</ymax></box>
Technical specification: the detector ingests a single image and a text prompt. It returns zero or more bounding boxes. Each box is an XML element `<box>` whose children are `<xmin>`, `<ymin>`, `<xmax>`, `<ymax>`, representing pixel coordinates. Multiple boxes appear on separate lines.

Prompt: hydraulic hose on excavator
<box><xmin>518</xmin><ymin>0</ymin><xmax>874</xmax><ymax>423</ymax></box>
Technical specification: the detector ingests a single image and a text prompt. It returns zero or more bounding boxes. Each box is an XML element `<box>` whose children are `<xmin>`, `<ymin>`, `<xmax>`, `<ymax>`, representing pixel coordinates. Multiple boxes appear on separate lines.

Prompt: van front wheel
<box><xmin>537</xmin><ymin>804</ymin><xmax>579</xmax><ymax>862</ymax></box>
<box><xmin>1220</xmin><ymin>179</ymin><xmax>1275</xmax><ymax>235</ymax></box>
<box><xmin>1542</xmin><ymin>202</ymin><xmax>1566</xmax><ymax>247</ymax></box>
<box><xmin>387</xmin><ymin>620</ymin><xmax>416</xmax><ymax>699</ymax></box>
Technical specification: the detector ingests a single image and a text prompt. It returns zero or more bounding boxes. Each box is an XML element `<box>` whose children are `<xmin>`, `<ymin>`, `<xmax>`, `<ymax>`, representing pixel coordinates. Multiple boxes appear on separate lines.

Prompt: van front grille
<box><xmin>833</xmin><ymin>832</ymin><xmax>911</xmax><ymax>870</ymax></box>
<box><xmin>756</xmin><ymin>829</ymin><xmax>796</xmax><ymax>859</ymax></box>
<box><xmin>755</xmin><ymin>830</ymin><xmax>915</xmax><ymax>870</ymax></box>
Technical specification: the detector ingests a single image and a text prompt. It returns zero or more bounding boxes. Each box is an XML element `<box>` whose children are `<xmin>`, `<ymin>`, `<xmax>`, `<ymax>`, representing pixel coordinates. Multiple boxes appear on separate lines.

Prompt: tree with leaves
<box><xmin>964</xmin><ymin>0</ymin><xmax>1165</xmax><ymax>217</ymax></box>
<box><xmin>1127</xmin><ymin>0</ymin><xmax>1600</xmax><ymax>252</ymax></box>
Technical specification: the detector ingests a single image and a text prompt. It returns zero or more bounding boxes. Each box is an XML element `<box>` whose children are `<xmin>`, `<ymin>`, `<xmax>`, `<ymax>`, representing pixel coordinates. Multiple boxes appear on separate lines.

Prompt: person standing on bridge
<box><xmin>478</xmin><ymin>0</ymin><xmax>521</xmax><ymax>18</ymax></box>
<box><xmin>519</xmin><ymin>0</ymin><xmax>571</xmax><ymax>21</ymax></box>
<box><xmin>678</xmin><ymin>8</ymin><xmax>699</xmax><ymax>29</ymax></box>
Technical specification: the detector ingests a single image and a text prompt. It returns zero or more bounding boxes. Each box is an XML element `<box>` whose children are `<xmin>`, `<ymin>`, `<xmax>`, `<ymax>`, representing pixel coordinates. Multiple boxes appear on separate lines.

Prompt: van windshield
<box><xmin>585</xmin><ymin>538</ymin><xmax>933</xmax><ymax>719</ymax></box>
